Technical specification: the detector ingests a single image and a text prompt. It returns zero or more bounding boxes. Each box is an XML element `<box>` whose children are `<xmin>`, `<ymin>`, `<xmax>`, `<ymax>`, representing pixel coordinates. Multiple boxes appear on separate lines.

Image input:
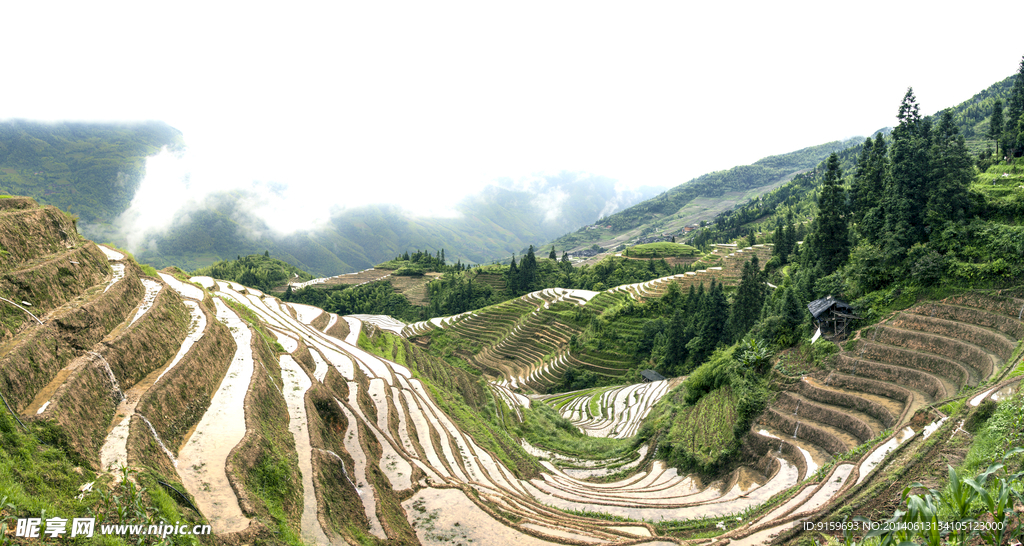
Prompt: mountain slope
<box><xmin>549</xmin><ymin>137</ymin><xmax>864</xmax><ymax>255</ymax></box>
<box><xmin>0</xmin><ymin>120</ymin><xmax>183</xmax><ymax>222</ymax></box>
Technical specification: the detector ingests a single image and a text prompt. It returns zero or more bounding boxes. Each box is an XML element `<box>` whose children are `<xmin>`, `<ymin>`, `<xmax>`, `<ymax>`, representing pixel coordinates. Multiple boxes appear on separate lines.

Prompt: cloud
<box><xmin>532</xmin><ymin>187</ymin><xmax>570</xmax><ymax>224</ymax></box>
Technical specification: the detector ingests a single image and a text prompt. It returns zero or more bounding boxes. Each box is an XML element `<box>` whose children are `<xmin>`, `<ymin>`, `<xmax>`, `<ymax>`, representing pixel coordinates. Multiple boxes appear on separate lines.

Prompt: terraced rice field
<box><xmin>546</xmin><ymin>379</ymin><xmax>678</xmax><ymax>438</ymax></box>
<box><xmin>401</xmin><ymin>287</ymin><xmax>629</xmax><ymax>392</ymax></box>
<box><xmin>608</xmin><ymin>244</ymin><xmax>772</xmax><ymax>300</ymax></box>
<box><xmin>193</xmin><ymin>282</ymin><xmax>852</xmax><ymax>542</ymax></box>
<box><xmin>755</xmin><ymin>291</ymin><xmax>1024</xmax><ymax>484</ymax></box>
<box><xmin>176</xmin><ymin>298</ymin><xmax>254</xmax><ymax>534</ymax></box>
<box><xmin>10</xmin><ymin>203</ymin><xmax>1023</xmax><ymax>544</ymax></box>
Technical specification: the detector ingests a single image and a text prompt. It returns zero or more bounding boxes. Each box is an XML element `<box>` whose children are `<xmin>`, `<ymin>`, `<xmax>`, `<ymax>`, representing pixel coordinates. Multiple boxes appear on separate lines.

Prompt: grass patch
<box><xmin>0</xmin><ymin>408</ymin><xmax>206</xmax><ymax>545</ymax></box>
<box><xmin>245</xmin><ymin>444</ymin><xmax>303</xmax><ymax>544</ymax></box>
<box><xmin>517</xmin><ymin>403</ymin><xmax>632</xmax><ymax>462</ymax></box>
<box><xmin>960</xmin><ymin>390</ymin><xmax>1024</xmax><ymax>475</ymax></box>
<box><xmin>625</xmin><ymin>242</ymin><xmax>699</xmax><ymax>258</ymax></box>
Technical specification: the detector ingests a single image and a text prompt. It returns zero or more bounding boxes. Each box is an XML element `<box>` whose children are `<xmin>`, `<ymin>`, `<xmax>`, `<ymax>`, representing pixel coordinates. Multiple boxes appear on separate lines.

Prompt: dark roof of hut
<box><xmin>640</xmin><ymin>369</ymin><xmax>666</xmax><ymax>382</ymax></box>
<box><xmin>807</xmin><ymin>295</ymin><xmax>853</xmax><ymax>319</ymax></box>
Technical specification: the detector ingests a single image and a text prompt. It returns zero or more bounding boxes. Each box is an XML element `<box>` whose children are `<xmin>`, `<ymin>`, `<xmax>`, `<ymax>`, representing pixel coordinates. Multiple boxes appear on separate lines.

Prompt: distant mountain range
<box><xmin>0</xmin><ymin>122</ymin><xmax>664</xmax><ymax>274</ymax></box>
<box><xmin>107</xmin><ymin>173</ymin><xmax>667</xmax><ymax>275</ymax></box>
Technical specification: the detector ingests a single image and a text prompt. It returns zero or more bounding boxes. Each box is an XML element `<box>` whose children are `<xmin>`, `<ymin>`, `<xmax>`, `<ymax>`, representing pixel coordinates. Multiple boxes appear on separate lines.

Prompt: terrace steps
<box><xmin>797</xmin><ymin>376</ymin><xmax>901</xmax><ymax>428</ymax></box>
<box><xmin>761</xmin><ymin>407</ymin><xmax>860</xmax><ymax>456</ymax></box>
<box><xmin>735</xmin><ymin>290</ymin><xmax>1024</xmax><ymax>534</ymax></box>
<box><xmin>871</xmin><ymin>324</ymin><xmax>996</xmax><ymax>385</ymax></box>
<box><xmin>835</xmin><ymin>353</ymin><xmax>949</xmax><ymax>401</ymax></box>
<box><xmin>754</xmin><ymin>424</ymin><xmax>830</xmax><ymax>476</ymax></box>
<box><xmin>0</xmin><ymin>243</ymin><xmax>145</xmax><ymax>417</ymax></box>
<box><xmin>775</xmin><ymin>391</ymin><xmax>882</xmax><ymax>442</ymax></box>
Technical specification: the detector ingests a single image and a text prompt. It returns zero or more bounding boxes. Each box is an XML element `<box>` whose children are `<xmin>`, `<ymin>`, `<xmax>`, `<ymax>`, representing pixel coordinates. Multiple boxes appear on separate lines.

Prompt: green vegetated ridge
<box><xmin>547</xmin><ymin>137</ymin><xmax>865</xmax><ymax>254</ymax></box>
<box><xmin>0</xmin><ymin>120</ymin><xmax>183</xmax><ymax>223</ymax></box>
<box><xmin>192</xmin><ymin>252</ymin><xmax>314</xmax><ymax>294</ymax></box>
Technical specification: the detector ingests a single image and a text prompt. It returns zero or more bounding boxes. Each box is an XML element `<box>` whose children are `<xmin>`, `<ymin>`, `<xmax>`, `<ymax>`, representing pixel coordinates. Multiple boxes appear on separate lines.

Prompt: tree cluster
<box><xmin>192</xmin><ymin>253</ymin><xmax>313</xmax><ymax>293</ymax></box>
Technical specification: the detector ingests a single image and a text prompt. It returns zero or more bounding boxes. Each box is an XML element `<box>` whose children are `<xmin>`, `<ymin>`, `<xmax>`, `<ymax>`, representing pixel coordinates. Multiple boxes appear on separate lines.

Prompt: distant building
<box><xmin>640</xmin><ymin>370</ymin><xmax>666</xmax><ymax>383</ymax></box>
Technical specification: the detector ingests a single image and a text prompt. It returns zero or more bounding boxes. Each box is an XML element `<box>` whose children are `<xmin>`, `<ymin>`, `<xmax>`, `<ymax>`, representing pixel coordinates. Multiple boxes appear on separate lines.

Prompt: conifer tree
<box><xmin>857</xmin><ymin>135</ymin><xmax>888</xmax><ymax>243</ymax></box>
<box><xmin>548</xmin><ymin>247</ymin><xmax>557</xmax><ymax>260</ymax></box>
<box><xmin>990</xmin><ymin>99</ymin><xmax>1004</xmax><ymax>156</ymax></box>
<box><xmin>809</xmin><ymin>153</ymin><xmax>849</xmax><ymax>275</ymax></box>
<box><xmin>661</xmin><ymin>280</ymin><xmax>683</xmax><ymax>311</ymax></box>
<box><xmin>779</xmin><ymin>286</ymin><xmax>805</xmax><ymax>338</ymax></box>
<box><xmin>774</xmin><ymin>211</ymin><xmax>796</xmax><ymax>263</ymax></box>
<box><xmin>883</xmin><ymin>88</ymin><xmax>930</xmax><ymax>253</ymax></box>
<box><xmin>728</xmin><ymin>255</ymin><xmax>765</xmax><ymax>341</ymax></box>
<box><xmin>1004</xmin><ymin>57</ymin><xmax>1024</xmax><ymax>157</ymax></box>
<box><xmin>850</xmin><ymin>136</ymin><xmax>874</xmax><ymax>225</ymax></box>
<box><xmin>663</xmin><ymin>309</ymin><xmax>688</xmax><ymax>374</ymax></box>
<box><xmin>926</xmin><ymin>109</ymin><xmax>974</xmax><ymax>233</ymax></box>
<box><xmin>521</xmin><ymin>245</ymin><xmax>538</xmax><ymax>292</ymax></box>
<box><xmin>685</xmin><ymin>280</ymin><xmax>728</xmax><ymax>370</ymax></box>
<box><xmin>506</xmin><ymin>254</ymin><xmax>519</xmax><ymax>295</ymax></box>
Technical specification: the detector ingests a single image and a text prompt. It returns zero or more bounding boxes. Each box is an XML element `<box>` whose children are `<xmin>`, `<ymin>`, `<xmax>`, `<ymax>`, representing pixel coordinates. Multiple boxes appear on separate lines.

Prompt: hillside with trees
<box><xmin>0</xmin><ymin>120</ymin><xmax>183</xmax><ymax>222</ymax></box>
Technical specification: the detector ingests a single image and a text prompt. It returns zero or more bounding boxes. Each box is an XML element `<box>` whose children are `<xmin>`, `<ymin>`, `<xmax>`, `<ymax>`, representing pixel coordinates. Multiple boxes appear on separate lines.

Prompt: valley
<box><xmin>0</xmin><ymin>196</ymin><xmax>1021</xmax><ymax>545</ymax></box>
<box><xmin>3</xmin><ymin>58</ymin><xmax>1024</xmax><ymax>546</ymax></box>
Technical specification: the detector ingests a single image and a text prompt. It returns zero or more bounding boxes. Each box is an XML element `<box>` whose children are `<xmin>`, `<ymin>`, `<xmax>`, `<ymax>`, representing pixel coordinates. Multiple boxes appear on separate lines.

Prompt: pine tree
<box><xmin>774</xmin><ymin>211</ymin><xmax>796</xmax><ymax>263</ymax></box>
<box><xmin>548</xmin><ymin>247</ymin><xmax>557</xmax><ymax>260</ymax></box>
<box><xmin>661</xmin><ymin>280</ymin><xmax>683</xmax><ymax>311</ymax></box>
<box><xmin>506</xmin><ymin>255</ymin><xmax>520</xmax><ymax>295</ymax></box>
<box><xmin>857</xmin><ymin>135</ymin><xmax>888</xmax><ymax>243</ymax></box>
<box><xmin>521</xmin><ymin>245</ymin><xmax>538</xmax><ymax>292</ymax></box>
<box><xmin>727</xmin><ymin>254</ymin><xmax>766</xmax><ymax>341</ymax></box>
<box><xmin>663</xmin><ymin>309</ymin><xmax>688</xmax><ymax>375</ymax></box>
<box><xmin>809</xmin><ymin>153</ymin><xmax>849</xmax><ymax>275</ymax></box>
<box><xmin>990</xmin><ymin>99</ymin><xmax>1004</xmax><ymax>156</ymax></box>
<box><xmin>883</xmin><ymin>88</ymin><xmax>930</xmax><ymax>253</ymax></box>
<box><xmin>850</xmin><ymin>136</ymin><xmax>874</xmax><ymax>226</ymax></box>
<box><xmin>1004</xmin><ymin>57</ymin><xmax>1024</xmax><ymax>157</ymax></box>
<box><xmin>686</xmin><ymin>280</ymin><xmax>728</xmax><ymax>369</ymax></box>
<box><xmin>926</xmin><ymin>109</ymin><xmax>974</xmax><ymax>233</ymax></box>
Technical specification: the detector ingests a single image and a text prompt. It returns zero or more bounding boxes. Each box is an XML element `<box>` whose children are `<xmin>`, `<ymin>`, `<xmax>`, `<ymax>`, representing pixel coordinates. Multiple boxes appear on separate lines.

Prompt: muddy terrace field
<box><xmin>3</xmin><ymin>199</ymin><xmax>1023</xmax><ymax>545</ymax></box>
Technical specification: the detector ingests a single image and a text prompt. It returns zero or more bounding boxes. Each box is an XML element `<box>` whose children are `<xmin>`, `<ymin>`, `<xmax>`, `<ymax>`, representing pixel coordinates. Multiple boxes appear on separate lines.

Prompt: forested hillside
<box><xmin>549</xmin><ymin>138</ymin><xmax>864</xmax><ymax>253</ymax></box>
<box><xmin>0</xmin><ymin>120</ymin><xmax>183</xmax><ymax>222</ymax></box>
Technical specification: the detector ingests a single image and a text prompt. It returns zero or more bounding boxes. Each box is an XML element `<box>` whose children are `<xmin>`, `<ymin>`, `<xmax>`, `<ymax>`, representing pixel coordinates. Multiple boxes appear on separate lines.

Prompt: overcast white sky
<box><xmin>3</xmin><ymin>1</ymin><xmax>1023</xmax><ymax>223</ymax></box>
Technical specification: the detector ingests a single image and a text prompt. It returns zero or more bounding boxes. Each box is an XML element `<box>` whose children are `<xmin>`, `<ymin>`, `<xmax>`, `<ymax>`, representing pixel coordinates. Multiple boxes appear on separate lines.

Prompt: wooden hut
<box><xmin>807</xmin><ymin>295</ymin><xmax>859</xmax><ymax>339</ymax></box>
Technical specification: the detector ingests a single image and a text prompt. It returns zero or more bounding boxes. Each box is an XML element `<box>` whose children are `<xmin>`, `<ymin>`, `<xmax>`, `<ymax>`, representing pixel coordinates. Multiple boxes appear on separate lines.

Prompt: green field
<box><xmin>625</xmin><ymin>242</ymin><xmax>699</xmax><ymax>258</ymax></box>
